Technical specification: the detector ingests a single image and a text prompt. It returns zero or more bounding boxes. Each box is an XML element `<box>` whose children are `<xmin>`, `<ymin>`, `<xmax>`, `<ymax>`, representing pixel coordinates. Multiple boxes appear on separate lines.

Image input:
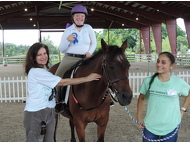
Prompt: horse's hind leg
<box><xmin>69</xmin><ymin>119</ymin><xmax>76</xmax><ymax>142</ymax></box>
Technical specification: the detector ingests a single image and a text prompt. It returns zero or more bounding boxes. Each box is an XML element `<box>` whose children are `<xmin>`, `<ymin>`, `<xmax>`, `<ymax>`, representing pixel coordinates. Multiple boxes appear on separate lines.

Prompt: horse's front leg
<box><xmin>96</xmin><ymin>113</ymin><xmax>109</xmax><ymax>142</ymax></box>
<box><xmin>74</xmin><ymin>120</ymin><xmax>87</xmax><ymax>142</ymax></box>
<box><xmin>69</xmin><ymin>119</ymin><xmax>76</xmax><ymax>142</ymax></box>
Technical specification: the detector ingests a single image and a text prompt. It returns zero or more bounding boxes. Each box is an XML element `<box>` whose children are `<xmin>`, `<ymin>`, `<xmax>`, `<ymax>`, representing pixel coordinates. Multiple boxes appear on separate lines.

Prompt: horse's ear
<box><xmin>121</xmin><ymin>40</ymin><xmax>128</xmax><ymax>52</ymax></box>
<box><xmin>101</xmin><ymin>39</ymin><xmax>108</xmax><ymax>52</ymax></box>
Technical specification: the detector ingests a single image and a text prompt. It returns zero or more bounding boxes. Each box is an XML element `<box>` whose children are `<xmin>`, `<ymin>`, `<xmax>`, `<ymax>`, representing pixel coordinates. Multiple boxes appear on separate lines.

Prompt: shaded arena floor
<box><xmin>0</xmin><ymin>63</ymin><xmax>189</xmax><ymax>142</ymax></box>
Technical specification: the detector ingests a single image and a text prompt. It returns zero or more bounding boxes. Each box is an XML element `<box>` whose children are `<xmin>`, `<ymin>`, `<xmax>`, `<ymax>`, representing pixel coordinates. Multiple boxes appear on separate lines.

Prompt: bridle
<box><xmin>102</xmin><ymin>54</ymin><xmax>129</xmax><ymax>102</ymax></box>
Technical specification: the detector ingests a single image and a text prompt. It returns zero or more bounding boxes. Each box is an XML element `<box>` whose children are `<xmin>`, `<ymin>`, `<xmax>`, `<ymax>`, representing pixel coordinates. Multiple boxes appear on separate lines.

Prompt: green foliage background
<box><xmin>0</xmin><ymin>24</ymin><xmax>189</xmax><ymax>59</ymax></box>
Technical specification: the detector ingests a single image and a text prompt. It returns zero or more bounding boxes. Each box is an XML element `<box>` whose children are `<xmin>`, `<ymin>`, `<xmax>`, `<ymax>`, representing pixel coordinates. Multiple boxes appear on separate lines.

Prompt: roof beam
<box><xmin>82</xmin><ymin>2</ymin><xmax>154</xmax><ymax>27</ymax></box>
<box><xmin>1</xmin><ymin>1</ymin><xmax>190</xmax><ymax>30</ymax></box>
<box><xmin>0</xmin><ymin>1</ymin><xmax>59</xmax><ymax>22</ymax></box>
<box><xmin>0</xmin><ymin>1</ymin><xmax>40</xmax><ymax>16</ymax></box>
<box><xmin>90</xmin><ymin>10</ymin><xmax>145</xmax><ymax>29</ymax></box>
<box><xmin>35</xmin><ymin>6</ymin><xmax>40</xmax><ymax>29</ymax></box>
<box><xmin>97</xmin><ymin>1</ymin><xmax>164</xmax><ymax>23</ymax></box>
<box><xmin>136</xmin><ymin>1</ymin><xmax>186</xmax><ymax>18</ymax></box>
<box><xmin>178</xmin><ymin>1</ymin><xmax>190</xmax><ymax>7</ymax></box>
<box><xmin>5</xmin><ymin>16</ymin><xmax>105</xmax><ymax>22</ymax></box>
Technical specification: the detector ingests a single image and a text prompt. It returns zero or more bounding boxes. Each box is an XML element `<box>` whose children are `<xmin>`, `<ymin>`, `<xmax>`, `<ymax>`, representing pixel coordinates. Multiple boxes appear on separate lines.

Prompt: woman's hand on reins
<box><xmin>137</xmin><ymin>118</ymin><xmax>145</xmax><ymax>129</ymax></box>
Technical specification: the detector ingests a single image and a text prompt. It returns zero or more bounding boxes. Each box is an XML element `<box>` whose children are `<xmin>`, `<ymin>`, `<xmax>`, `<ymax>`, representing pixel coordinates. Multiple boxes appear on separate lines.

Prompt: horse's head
<box><xmin>101</xmin><ymin>39</ymin><xmax>132</xmax><ymax>106</ymax></box>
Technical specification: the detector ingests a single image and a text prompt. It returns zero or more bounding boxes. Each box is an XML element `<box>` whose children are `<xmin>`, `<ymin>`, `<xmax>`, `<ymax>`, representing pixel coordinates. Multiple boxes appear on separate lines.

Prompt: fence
<box><xmin>0</xmin><ymin>54</ymin><xmax>190</xmax><ymax>65</ymax></box>
<box><xmin>1</xmin><ymin>57</ymin><xmax>25</xmax><ymax>64</ymax></box>
<box><xmin>0</xmin><ymin>76</ymin><xmax>27</xmax><ymax>102</ymax></box>
<box><xmin>129</xmin><ymin>71</ymin><xmax>190</xmax><ymax>97</ymax></box>
<box><xmin>126</xmin><ymin>54</ymin><xmax>190</xmax><ymax>65</ymax></box>
<box><xmin>1</xmin><ymin>71</ymin><xmax>189</xmax><ymax>102</ymax></box>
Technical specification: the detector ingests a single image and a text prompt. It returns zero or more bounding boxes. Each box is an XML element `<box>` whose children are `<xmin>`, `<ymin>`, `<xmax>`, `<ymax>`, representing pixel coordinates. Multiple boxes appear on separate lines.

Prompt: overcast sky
<box><xmin>0</xmin><ymin>18</ymin><xmax>186</xmax><ymax>46</ymax></box>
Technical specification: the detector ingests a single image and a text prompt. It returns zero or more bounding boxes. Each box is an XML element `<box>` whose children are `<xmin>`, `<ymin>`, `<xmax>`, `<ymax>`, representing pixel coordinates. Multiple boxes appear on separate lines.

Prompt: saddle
<box><xmin>58</xmin><ymin>59</ymin><xmax>83</xmax><ymax>102</ymax></box>
<box><xmin>52</xmin><ymin>59</ymin><xmax>84</xmax><ymax>115</ymax></box>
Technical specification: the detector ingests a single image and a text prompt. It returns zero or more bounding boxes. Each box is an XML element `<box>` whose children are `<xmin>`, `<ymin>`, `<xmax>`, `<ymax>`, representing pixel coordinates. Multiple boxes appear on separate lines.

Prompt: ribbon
<box><xmin>72</xmin><ymin>32</ymin><xmax>78</xmax><ymax>44</ymax></box>
<box><xmin>65</xmin><ymin>23</ymin><xmax>78</xmax><ymax>44</ymax></box>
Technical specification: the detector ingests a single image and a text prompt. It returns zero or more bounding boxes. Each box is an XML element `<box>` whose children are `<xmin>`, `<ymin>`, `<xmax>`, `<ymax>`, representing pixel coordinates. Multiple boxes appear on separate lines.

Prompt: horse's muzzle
<box><xmin>117</xmin><ymin>91</ymin><xmax>132</xmax><ymax>106</ymax></box>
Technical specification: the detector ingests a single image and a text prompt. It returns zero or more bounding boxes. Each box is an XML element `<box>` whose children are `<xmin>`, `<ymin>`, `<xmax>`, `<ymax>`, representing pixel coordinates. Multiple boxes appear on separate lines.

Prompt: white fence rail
<box><xmin>126</xmin><ymin>54</ymin><xmax>190</xmax><ymax>66</ymax></box>
<box><xmin>0</xmin><ymin>71</ymin><xmax>190</xmax><ymax>102</ymax></box>
<box><xmin>0</xmin><ymin>76</ymin><xmax>27</xmax><ymax>102</ymax></box>
<box><xmin>1</xmin><ymin>54</ymin><xmax>190</xmax><ymax>65</ymax></box>
<box><xmin>129</xmin><ymin>71</ymin><xmax>190</xmax><ymax>97</ymax></box>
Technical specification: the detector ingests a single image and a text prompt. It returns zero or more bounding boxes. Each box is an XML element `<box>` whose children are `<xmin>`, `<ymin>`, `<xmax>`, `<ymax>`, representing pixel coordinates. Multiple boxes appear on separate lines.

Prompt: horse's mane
<box><xmin>80</xmin><ymin>49</ymin><xmax>103</xmax><ymax>66</ymax></box>
<box><xmin>80</xmin><ymin>45</ymin><xmax>123</xmax><ymax>66</ymax></box>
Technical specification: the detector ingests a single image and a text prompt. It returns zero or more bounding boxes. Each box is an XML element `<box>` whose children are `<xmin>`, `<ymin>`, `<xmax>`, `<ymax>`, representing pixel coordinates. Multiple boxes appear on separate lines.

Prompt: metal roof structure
<box><xmin>1</xmin><ymin>1</ymin><xmax>190</xmax><ymax>30</ymax></box>
<box><xmin>1</xmin><ymin>1</ymin><xmax>190</xmax><ymax>55</ymax></box>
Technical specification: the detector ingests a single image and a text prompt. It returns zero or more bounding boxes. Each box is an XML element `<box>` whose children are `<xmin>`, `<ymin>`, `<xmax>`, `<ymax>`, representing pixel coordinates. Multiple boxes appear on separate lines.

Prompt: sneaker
<box><xmin>110</xmin><ymin>100</ymin><xmax>114</xmax><ymax>107</ymax></box>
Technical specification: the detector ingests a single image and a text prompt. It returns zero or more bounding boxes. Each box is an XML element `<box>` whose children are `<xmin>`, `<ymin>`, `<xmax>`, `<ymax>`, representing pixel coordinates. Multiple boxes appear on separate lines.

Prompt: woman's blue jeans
<box><xmin>142</xmin><ymin>127</ymin><xmax>178</xmax><ymax>142</ymax></box>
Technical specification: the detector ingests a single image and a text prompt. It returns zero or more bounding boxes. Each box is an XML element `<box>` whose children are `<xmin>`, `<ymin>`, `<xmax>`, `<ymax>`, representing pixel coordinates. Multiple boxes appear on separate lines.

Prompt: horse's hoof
<box><xmin>71</xmin><ymin>138</ymin><xmax>76</xmax><ymax>142</ymax></box>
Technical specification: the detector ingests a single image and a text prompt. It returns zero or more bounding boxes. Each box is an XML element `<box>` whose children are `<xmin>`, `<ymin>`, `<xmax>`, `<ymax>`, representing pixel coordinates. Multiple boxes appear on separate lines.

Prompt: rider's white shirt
<box><xmin>59</xmin><ymin>24</ymin><xmax>97</xmax><ymax>55</ymax></box>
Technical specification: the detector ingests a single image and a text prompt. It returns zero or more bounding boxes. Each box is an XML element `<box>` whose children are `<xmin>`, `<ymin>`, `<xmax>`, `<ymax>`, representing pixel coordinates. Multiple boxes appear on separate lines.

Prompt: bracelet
<box><xmin>181</xmin><ymin>107</ymin><xmax>187</xmax><ymax>112</ymax></box>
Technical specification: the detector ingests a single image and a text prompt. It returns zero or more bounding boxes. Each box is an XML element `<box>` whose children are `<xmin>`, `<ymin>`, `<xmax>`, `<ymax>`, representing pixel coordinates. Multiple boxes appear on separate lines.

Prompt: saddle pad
<box><xmin>64</xmin><ymin>67</ymin><xmax>79</xmax><ymax>104</ymax></box>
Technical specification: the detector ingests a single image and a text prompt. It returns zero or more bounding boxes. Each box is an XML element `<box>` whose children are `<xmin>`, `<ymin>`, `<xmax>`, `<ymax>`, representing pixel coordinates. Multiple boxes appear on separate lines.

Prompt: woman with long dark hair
<box><xmin>137</xmin><ymin>52</ymin><xmax>190</xmax><ymax>142</ymax></box>
<box><xmin>23</xmin><ymin>42</ymin><xmax>101</xmax><ymax>142</ymax></box>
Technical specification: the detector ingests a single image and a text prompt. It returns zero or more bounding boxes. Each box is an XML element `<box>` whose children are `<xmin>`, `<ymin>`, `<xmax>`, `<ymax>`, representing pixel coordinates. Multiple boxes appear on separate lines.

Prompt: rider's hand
<box><xmin>67</xmin><ymin>34</ymin><xmax>76</xmax><ymax>42</ymax></box>
<box><xmin>85</xmin><ymin>52</ymin><xmax>92</xmax><ymax>58</ymax></box>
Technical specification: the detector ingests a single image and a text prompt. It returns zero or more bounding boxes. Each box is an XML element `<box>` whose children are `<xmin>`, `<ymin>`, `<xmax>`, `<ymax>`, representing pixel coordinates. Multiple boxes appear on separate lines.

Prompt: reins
<box><xmin>102</xmin><ymin>54</ymin><xmax>128</xmax><ymax>102</ymax></box>
<box><xmin>124</xmin><ymin>106</ymin><xmax>180</xmax><ymax>142</ymax></box>
<box><xmin>102</xmin><ymin>54</ymin><xmax>129</xmax><ymax>86</ymax></box>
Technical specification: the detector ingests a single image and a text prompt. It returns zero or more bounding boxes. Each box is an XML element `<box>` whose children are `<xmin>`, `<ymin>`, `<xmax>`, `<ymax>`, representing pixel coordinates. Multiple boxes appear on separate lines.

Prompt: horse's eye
<box><xmin>109</xmin><ymin>66</ymin><xmax>114</xmax><ymax>69</ymax></box>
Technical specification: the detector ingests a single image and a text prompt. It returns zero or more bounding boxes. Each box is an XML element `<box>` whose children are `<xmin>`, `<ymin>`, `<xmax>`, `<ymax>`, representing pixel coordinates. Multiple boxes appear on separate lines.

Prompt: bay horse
<box><xmin>50</xmin><ymin>39</ymin><xmax>133</xmax><ymax>142</ymax></box>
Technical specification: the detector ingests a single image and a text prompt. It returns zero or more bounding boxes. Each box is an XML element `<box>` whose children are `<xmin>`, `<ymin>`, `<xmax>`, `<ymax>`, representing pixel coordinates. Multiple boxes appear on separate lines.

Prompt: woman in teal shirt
<box><xmin>137</xmin><ymin>52</ymin><xmax>190</xmax><ymax>142</ymax></box>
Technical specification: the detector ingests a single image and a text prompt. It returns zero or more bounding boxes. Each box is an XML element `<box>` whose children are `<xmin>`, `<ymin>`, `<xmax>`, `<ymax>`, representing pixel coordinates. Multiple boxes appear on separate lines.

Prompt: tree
<box><xmin>176</xmin><ymin>25</ymin><xmax>188</xmax><ymax>53</ymax></box>
<box><xmin>95</xmin><ymin>28</ymin><xmax>139</xmax><ymax>54</ymax></box>
<box><xmin>4</xmin><ymin>43</ymin><xmax>17</xmax><ymax>56</ymax></box>
<box><xmin>162</xmin><ymin>37</ymin><xmax>171</xmax><ymax>52</ymax></box>
<box><xmin>42</xmin><ymin>35</ymin><xmax>58</xmax><ymax>54</ymax></box>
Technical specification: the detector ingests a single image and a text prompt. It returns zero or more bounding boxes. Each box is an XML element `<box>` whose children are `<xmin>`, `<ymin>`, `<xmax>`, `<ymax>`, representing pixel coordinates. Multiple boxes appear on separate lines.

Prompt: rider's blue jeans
<box><xmin>142</xmin><ymin>127</ymin><xmax>178</xmax><ymax>142</ymax></box>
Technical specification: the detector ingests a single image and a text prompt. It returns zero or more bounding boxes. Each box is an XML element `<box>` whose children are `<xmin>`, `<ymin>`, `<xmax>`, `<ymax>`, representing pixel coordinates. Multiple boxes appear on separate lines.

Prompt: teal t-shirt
<box><xmin>139</xmin><ymin>75</ymin><xmax>190</xmax><ymax>135</ymax></box>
